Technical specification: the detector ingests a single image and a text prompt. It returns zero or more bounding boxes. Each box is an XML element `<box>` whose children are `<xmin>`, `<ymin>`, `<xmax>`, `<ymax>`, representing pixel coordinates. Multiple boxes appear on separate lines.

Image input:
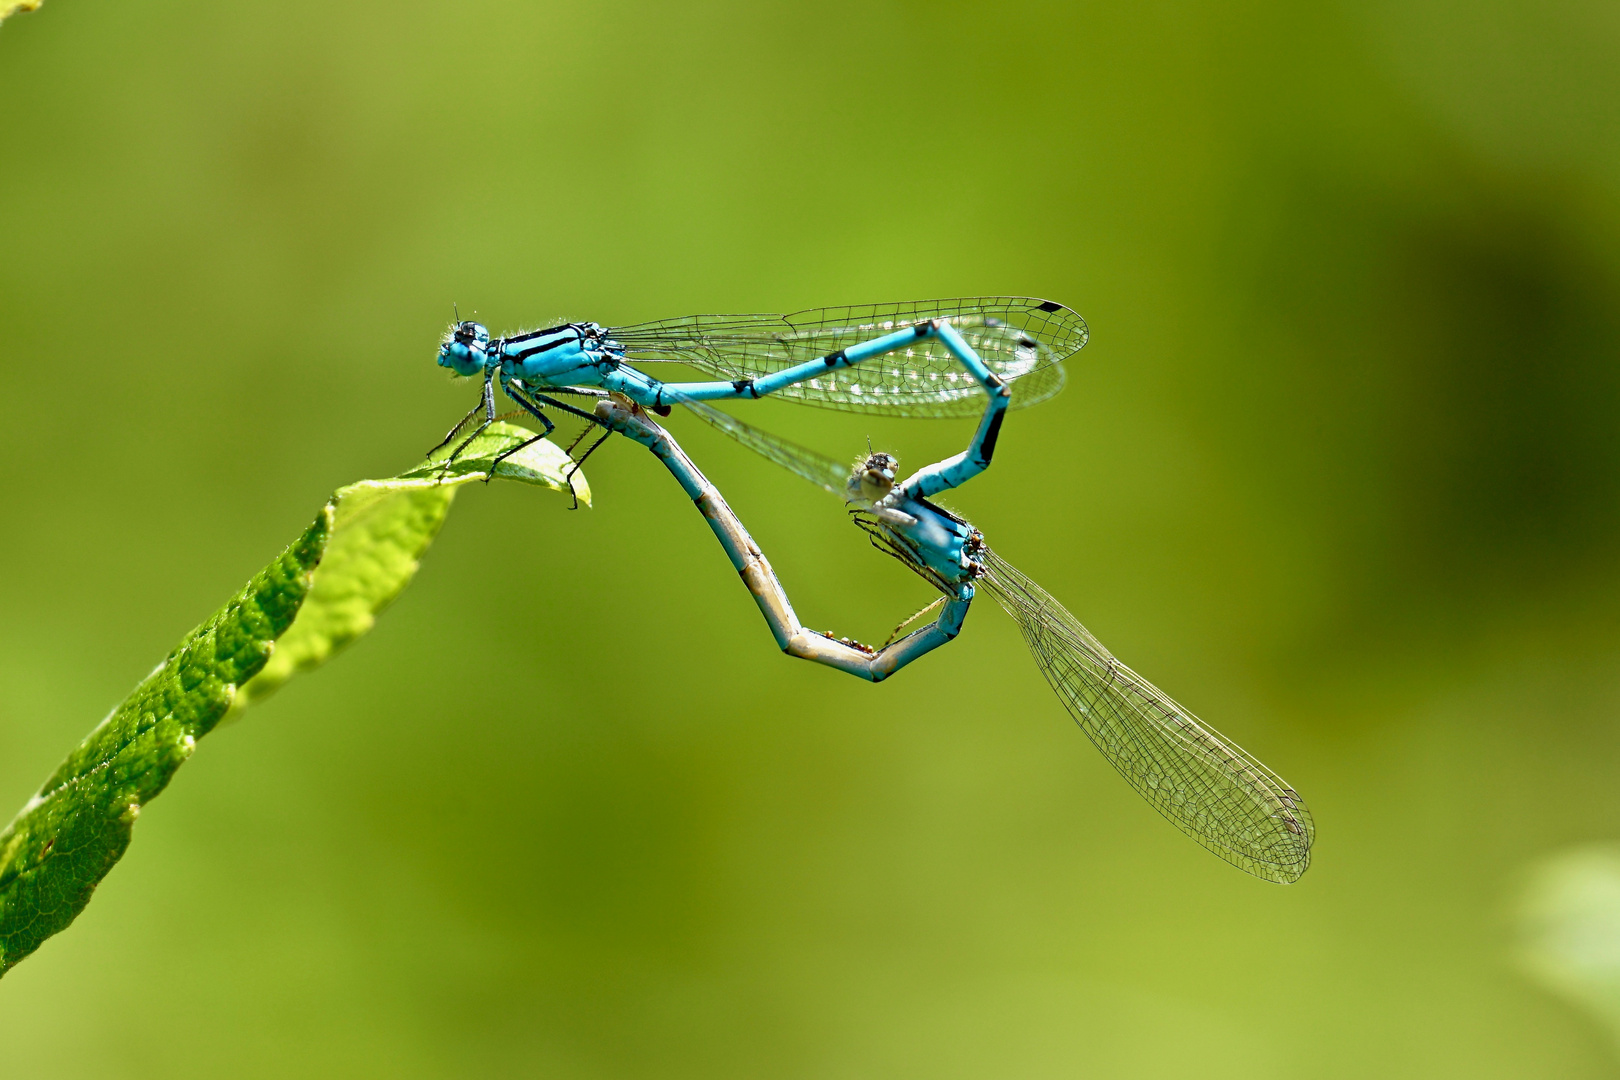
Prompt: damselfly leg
<box><xmin>562</xmin><ymin>427</ymin><xmax>614</xmax><ymax>485</ymax></box>
<box><xmin>494</xmin><ymin>379</ymin><xmax>619</xmax><ymax>507</ymax></box>
<box><xmin>534</xmin><ymin>386</ymin><xmax>617</xmax><ymax>485</ymax></box>
<box><xmin>428</xmin><ymin>369</ymin><xmax>499</xmax><ymax>468</ymax></box>
<box><xmin>882</xmin><ymin>597</ymin><xmax>946</xmax><ymax>647</ymax></box>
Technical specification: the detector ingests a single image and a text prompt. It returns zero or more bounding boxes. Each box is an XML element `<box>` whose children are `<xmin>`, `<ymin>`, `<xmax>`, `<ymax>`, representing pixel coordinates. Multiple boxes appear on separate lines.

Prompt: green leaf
<box><xmin>0</xmin><ymin>0</ymin><xmax>42</xmax><ymax>25</ymax></box>
<box><xmin>1518</xmin><ymin>843</ymin><xmax>1620</xmax><ymax>1056</ymax></box>
<box><xmin>0</xmin><ymin>423</ymin><xmax>584</xmax><ymax>976</ymax></box>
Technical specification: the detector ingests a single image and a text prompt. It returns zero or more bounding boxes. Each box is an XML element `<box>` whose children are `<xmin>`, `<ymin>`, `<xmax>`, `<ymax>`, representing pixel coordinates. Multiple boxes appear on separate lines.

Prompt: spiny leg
<box><xmin>495</xmin><ymin>380</ymin><xmax>613</xmax><ymax>507</ymax></box>
<box><xmin>539</xmin><ymin>385</ymin><xmax>610</xmax><ymax>401</ymax></box>
<box><xmin>882</xmin><ymin>597</ymin><xmax>945</xmax><ymax>647</ymax></box>
<box><xmin>501</xmin><ymin>377</ymin><xmax>610</xmax><ymax>431</ymax></box>
<box><xmin>485</xmin><ymin>397</ymin><xmax>555</xmax><ymax>479</ymax></box>
<box><xmin>527</xmin><ymin>391</ymin><xmax>619</xmax><ymax>508</ymax></box>
<box><xmin>427</xmin><ymin>391</ymin><xmax>487</xmax><ymax>458</ymax></box>
<box><xmin>563</xmin><ymin>420</ymin><xmax>597</xmax><ymax>458</ymax></box>
<box><xmin>560</xmin><ymin>404</ymin><xmax>616</xmax><ymax>477</ymax></box>
<box><xmin>519</xmin><ymin>386</ymin><xmax>630</xmax><ymax>488</ymax></box>
<box><xmin>563</xmin><ymin>428</ymin><xmax>613</xmax><ymax>488</ymax></box>
<box><xmin>486</xmin><ymin>430</ymin><xmax>553</xmax><ymax>478</ymax></box>
<box><xmin>426</xmin><ymin>397</ymin><xmax>484</xmax><ymax>459</ymax></box>
<box><xmin>429</xmin><ymin>370</ymin><xmax>498</xmax><ymax>470</ymax></box>
<box><xmin>538</xmin><ymin>390</ymin><xmax>616</xmax><ymax>456</ymax></box>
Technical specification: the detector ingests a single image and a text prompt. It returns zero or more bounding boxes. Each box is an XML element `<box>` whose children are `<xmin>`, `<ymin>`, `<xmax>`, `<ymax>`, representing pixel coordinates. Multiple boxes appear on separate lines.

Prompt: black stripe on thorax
<box><xmin>510</xmin><ymin>332</ymin><xmax>579</xmax><ymax>359</ymax></box>
<box><xmin>507</xmin><ymin>322</ymin><xmax>578</xmax><ymax>342</ymax></box>
<box><xmin>914</xmin><ymin>495</ymin><xmax>970</xmax><ymax>526</ymax></box>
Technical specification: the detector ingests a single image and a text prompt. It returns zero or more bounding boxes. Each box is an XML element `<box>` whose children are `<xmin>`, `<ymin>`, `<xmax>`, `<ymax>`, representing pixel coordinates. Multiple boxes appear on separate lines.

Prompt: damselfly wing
<box><xmin>677</xmin><ymin>403</ymin><xmax>1315</xmax><ymax>883</ymax></box>
<box><xmin>606</xmin><ymin>297</ymin><xmax>1085</xmax><ymax>417</ymax></box>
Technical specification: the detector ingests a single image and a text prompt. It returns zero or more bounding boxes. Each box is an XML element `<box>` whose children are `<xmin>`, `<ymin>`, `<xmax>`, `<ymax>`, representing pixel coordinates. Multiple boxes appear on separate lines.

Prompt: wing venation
<box><xmin>979</xmin><ymin>548</ymin><xmax>1314</xmax><ymax>883</ymax></box>
<box><xmin>606</xmin><ymin>297</ymin><xmax>1087</xmax><ymax>417</ymax></box>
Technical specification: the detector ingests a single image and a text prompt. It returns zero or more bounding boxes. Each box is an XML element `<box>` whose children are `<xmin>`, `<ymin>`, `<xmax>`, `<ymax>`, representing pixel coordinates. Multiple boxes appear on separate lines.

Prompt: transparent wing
<box><xmin>679</xmin><ymin>398</ymin><xmax>1315</xmax><ymax>882</ymax></box>
<box><xmin>606</xmin><ymin>297</ymin><xmax>1086</xmax><ymax>418</ymax></box>
<box><xmin>676</xmin><ymin>397</ymin><xmax>850</xmax><ymax>496</ymax></box>
<box><xmin>978</xmin><ymin>547</ymin><xmax>1314</xmax><ymax>883</ymax></box>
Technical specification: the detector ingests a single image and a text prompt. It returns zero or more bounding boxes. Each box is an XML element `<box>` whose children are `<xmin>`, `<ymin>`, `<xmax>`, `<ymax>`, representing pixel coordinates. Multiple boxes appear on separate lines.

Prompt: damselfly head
<box><xmin>847</xmin><ymin>451</ymin><xmax>899</xmax><ymax>504</ymax></box>
<box><xmin>437</xmin><ymin>320</ymin><xmax>490</xmax><ymax>377</ymax></box>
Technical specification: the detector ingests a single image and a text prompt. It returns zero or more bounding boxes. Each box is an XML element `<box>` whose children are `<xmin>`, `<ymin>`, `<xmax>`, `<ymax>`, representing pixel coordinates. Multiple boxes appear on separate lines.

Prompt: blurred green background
<box><xmin>3</xmin><ymin>0</ymin><xmax>1620</xmax><ymax>1075</ymax></box>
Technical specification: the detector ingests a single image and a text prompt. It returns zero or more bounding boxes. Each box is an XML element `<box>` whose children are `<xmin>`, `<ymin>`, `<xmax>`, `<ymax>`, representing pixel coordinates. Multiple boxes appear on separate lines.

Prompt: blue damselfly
<box><xmin>432</xmin><ymin>297</ymin><xmax>1086</xmax><ymax>498</ymax></box>
<box><xmin>432</xmin><ymin>298</ymin><xmax>1313</xmax><ymax>883</ymax></box>
<box><xmin>676</xmin><ymin>404</ymin><xmax>1315</xmax><ymax>885</ymax></box>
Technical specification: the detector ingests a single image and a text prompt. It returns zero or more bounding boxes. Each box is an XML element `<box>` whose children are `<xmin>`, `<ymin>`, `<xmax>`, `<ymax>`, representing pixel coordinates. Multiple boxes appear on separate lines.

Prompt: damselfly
<box><xmin>432</xmin><ymin>298</ymin><xmax>1313</xmax><ymax>882</ymax></box>
<box><xmin>431</xmin><ymin>297</ymin><xmax>1087</xmax><ymax>496</ymax></box>
<box><xmin>627</xmin><ymin>397</ymin><xmax>1314</xmax><ymax>885</ymax></box>
<box><xmin>433</xmin><ymin>298</ymin><xmax>1050</xmax><ymax>674</ymax></box>
<box><xmin>848</xmin><ymin>449</ymin><xmax>1314</xmax><ymax>884</ymax></box>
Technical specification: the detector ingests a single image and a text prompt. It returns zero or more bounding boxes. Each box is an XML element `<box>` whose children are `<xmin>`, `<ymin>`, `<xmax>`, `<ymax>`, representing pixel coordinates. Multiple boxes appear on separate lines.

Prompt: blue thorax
<box><xmin>876</xmin><ymin>494</ymin><xmax>984</xmax><ymax>602</ymax></box>
<box><xmin>438</xmin><ymin>320</ymin><xmax>674</xmax><ymax>404</ymax></box>
<box><xmin>494</xmin><ymin>323</ymin><xmax>610</xmax><ymax>384</ymax></box>
<box><xmin>438</xmin><ymin>320</ymin><xmax>617</xmax><ymax>384</ymax></box>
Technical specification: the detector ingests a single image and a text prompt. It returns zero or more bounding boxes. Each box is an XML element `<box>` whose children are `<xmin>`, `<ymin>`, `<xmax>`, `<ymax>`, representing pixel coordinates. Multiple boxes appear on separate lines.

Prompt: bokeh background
<box><xmin>3</xmin><ymin>1</ymin><xmax>1620</xmax><ymax>1075</ymax></box>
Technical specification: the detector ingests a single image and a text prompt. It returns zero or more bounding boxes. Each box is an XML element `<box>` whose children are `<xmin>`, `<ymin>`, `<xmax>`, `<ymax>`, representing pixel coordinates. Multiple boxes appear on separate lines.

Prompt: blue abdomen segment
<box><xmin>646</xmin><ymin>323</ymin><xmax>938</xmax><ymax>404</ymax></box>
<box><xmin>630</xmin><ymin>320</ymin><xmax>1010</xmax><ymax>500</ymax></box>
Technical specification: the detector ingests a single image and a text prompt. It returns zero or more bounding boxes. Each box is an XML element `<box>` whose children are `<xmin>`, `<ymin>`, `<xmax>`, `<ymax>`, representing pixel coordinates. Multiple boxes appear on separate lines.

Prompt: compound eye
<box><xmin>452</xmin><ymin>320</ymin><xmax>489</xmax><ymax>346</ymax></box>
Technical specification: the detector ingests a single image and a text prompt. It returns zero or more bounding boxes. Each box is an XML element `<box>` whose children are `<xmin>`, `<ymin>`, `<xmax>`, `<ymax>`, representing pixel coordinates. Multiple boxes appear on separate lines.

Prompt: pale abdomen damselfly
<box><xmin>429</xmin><ymin>298</ymin><xmax>1313</xmax><ymax>883</ymax></box>
<box><xmin>674</xmin><ymin>400</ymin><xmax>1315</xmax><ymax>885</ymax></box>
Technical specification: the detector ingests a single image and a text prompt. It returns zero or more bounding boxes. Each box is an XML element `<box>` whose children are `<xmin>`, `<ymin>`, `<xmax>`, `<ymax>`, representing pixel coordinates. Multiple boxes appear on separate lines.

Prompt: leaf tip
<box><xmin>0</xmin><ymin>0</ymin><xmax>43</xmax><ymax>24</ymax></box>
